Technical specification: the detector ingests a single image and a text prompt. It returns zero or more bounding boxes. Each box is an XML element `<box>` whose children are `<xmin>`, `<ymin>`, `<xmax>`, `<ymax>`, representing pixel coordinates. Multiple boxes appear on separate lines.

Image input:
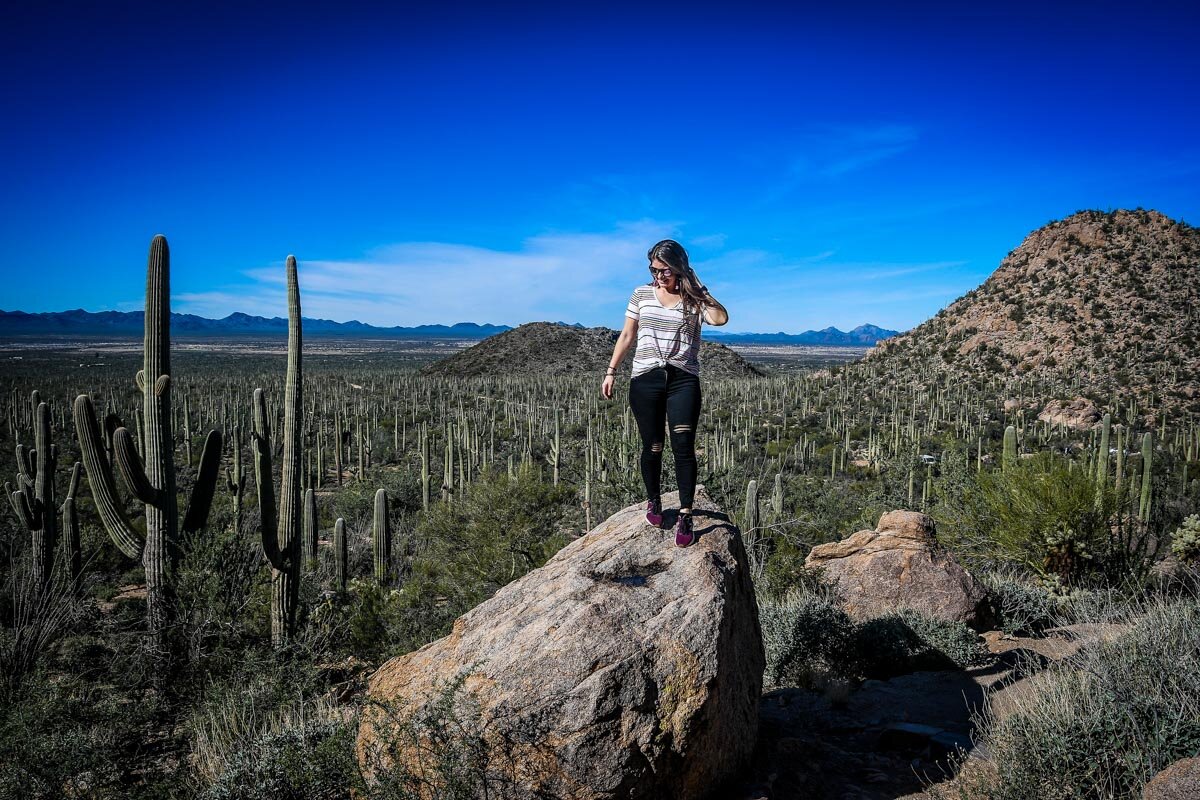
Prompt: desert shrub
<box><xmin>0</xmin><ymin>671</ymin><xmax>174</xmax><ymax>799</ymax></box>
<box><xmin>757</xmin><ymin>542</ymin><xmax>820</xmax><ymax>601</ymax></box>
<box><xmin>977</xmin><ymin>567</ymin><xmax>1061</xmax><ymax>634</ymax></box>
<box><xmin>389</xmin><ymin>466</ymin><xmax>573</xmax><ymax>653</ymax></box>
<box><xmin>174</xmin><ymin>523</ymin><xmax>266</xmax><ymax>674</ymax></box>
<box><xmin>960</xmin><ymin>596</ymin><xmax>1200</xmax><ymax>799</ymax></box>
<box><xmin>889</xmin><ymin>610</ymin><xmax>988</xmax><ymax>669</ymax></box>
<box><xmin>0</xmin><ymin>560</ymin><xmax>83</xmax><ymax>699</ymax></box>
<box><xmin>759</xmin><ymin>578</ymin><xmax>988</xmax><ymax>688</ymax></box>
<box><xmin>201</xmin><ymin>711</ymin><xmax>360</xmax><ymax>800</ymax></box>
<box><xmin>852</xmin><ymin>610</ymin><xmax>988</xmax><ymax>678</ymax></box>
<box><xmin>1170</xmin><ymin>514</ymin><xmax>1200</xmax><ymax>563</ymax></box>
<box><xmin>760</xmin><ymin>585</ymin><xmax>857</xmax><ymax>690</ymax></box>
<box><xmin>190</xmin><ymin>659</ymin><xmax>352</xmax><ymax>793</ymax></box>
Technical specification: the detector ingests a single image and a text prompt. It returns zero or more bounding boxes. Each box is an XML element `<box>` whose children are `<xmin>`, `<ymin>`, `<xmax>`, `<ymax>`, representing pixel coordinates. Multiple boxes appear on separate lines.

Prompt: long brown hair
<box><xmin>647</xmin><ymin>239</ymin><xmax>705</xmax><ymax>316</ymax></box>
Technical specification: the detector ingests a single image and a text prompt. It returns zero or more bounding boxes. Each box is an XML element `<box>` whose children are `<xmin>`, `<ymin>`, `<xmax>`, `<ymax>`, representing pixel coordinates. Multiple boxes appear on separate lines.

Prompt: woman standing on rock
<box><xmin>601</xmin><ymin>239</ymin><xmax>728</xmax><ymax>547</ymax></box>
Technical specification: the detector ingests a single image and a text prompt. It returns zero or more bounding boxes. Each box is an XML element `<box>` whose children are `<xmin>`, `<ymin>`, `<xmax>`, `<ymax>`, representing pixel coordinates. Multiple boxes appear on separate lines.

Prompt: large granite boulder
<box><xmin>805</xmin><ymin>511</ymin><xmax>993</xmax><ymax>630</ymax></box>
<box><xmin>357</xmin><ymin>486</ymin><xmax>764</xmax><ymax>799</ymax></box>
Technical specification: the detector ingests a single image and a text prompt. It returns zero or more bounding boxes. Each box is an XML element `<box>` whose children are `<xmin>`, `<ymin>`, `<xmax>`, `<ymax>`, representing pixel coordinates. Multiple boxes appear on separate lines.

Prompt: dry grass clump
<box><xmin>944</xmin><ymin>594</ymin><xmax>1200</xmax><ymax>799</ymax></box>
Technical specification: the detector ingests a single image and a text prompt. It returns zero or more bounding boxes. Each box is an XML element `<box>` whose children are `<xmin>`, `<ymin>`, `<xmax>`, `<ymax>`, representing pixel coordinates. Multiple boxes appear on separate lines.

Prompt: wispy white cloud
<box><xmin>176</xmin><ymin>220</ymin><xmax>681</xmax><ymax>327</ymax></box>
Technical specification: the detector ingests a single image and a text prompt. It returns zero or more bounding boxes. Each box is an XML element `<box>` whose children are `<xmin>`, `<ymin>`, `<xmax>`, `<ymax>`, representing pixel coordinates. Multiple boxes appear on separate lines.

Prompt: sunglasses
<box><xmin>649</xmin><ymin>266</ymin><xmax>674</xmax><ymax>278</ymax></box>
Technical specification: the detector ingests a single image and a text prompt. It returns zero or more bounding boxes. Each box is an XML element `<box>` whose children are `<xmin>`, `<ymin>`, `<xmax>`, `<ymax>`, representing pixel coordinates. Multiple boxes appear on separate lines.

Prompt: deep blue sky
<box><xmin>3</xmin><ymin>1</ymin><xmax>1198</xmax><ymax>333</ymax></box>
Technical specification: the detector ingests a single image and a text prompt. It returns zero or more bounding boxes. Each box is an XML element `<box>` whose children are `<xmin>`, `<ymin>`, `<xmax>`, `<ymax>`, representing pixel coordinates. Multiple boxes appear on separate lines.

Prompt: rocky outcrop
<box><xmin>1038</xmin><ymin>396</ymin><xmax>1102</xmax><ymax>430</ymax></box>
<box><xmin>805</xmin><ymin>511</ymin><xmax>993</xmax><ymax>630</ymax></box>
<box><xmin>357</xmin><ymin>486</ymin><xmax>764</xmax><ymax>800</ymax></box>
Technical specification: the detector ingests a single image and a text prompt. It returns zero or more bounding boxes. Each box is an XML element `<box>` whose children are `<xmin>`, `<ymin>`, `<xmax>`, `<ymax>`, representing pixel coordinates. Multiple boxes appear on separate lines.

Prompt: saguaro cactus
<box><xmin>334</xmin><ymin>517</ymin><xmax>347</xmax><ymax>592</ymax></box>
<box><xmin>1002</xmin><ymin>425</ymin><xmax>1018</xmax><ymax>472</ymax></box>
<box><xmin>373</xmin><ymin>488</ymin><xmax>390</xmax><ymax>584</ymax></box>
<box><xmin>7</xmin><ymin>397</ymin><xmax>58</xmax><ymax>585</ymax></box>
<box><xmin>1095</xmin><ymin>413</ymin><xmax>1111</xmax><ymax>489</ymax></box>
<box><xmin>73</xmin><ymin>235</ymin><xmax>222</xmax><ymax>657</ymax></box>
<box><xmin>251</xmin><ymin>256</ymin><xmax>304</xmax><ymax>648</ymax></box>
<box><xmin>744</xmin><ymin>479</ymin><xmax>759</xmax><ymax>533</ymax></box>
<box><xmin>1139</xmin><ymin>432</ymin><xmax>1153</xmax><ymax>522</ymax></box>
<box><xmin>226</xmin><ymin>425</ymin><xmax>247</xmax><ymax>525</ymax></box>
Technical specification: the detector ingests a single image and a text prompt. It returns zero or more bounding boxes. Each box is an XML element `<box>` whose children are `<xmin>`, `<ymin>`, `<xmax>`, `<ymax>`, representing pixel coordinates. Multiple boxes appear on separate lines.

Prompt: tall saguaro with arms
<box><xmin>73</xmin><ymin>235</ymin><xmax>223</xmax><ymax>662</ymax></box>
<box><xmin>251</xmin><ymin>255</ymin><xmax>305</xmax><ymax>648</ymax></box>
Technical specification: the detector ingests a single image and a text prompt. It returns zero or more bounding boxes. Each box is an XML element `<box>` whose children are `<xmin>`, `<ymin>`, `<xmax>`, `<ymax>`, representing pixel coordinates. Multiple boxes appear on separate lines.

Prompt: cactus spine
<box><xmin>373</xmin><ymin>488</ymin><xmax>390</xmax><ymax>584</ymax></box>
<box><xmin>7</xmin><ymin>398</ymin><xmax>58</xmax><ymax>585</ymax></box>
<box><xmin>251</xmin><ymin>255</ymin><xmax>304</xmax><ymax>648</ymax></box>
<box><xmin>72</xmin><ymin>235</ymin><xmax>222</xmax><ymax>658</ymax></box>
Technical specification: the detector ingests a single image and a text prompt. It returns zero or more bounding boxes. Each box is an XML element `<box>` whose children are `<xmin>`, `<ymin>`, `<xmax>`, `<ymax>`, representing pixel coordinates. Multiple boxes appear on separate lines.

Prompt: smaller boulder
<box><xmin>1144</xmin><ymin>757</ymin><xmax>1200</xmax><ymax>800</ymax></box>
<box><xmin>806</xmin><ymin>511</ymin><xmax>993</xmax><ymax>630</ymax></box>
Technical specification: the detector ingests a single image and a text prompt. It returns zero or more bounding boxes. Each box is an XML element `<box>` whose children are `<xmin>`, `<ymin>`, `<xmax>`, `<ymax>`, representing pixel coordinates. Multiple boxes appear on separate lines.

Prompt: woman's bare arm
<box><xmin>701</xmin><ymin>290</ymin><xmax>728</xmax><ymax>326</ymax></box>
<box><xmin>609</xmin><ymin>315</ymin><xmax>638</xmax><ymax>369</ymax></box>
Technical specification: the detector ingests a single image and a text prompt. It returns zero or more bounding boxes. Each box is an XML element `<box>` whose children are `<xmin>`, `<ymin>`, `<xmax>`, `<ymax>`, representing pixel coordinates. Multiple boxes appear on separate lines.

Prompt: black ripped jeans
<box><xmin>628</xmin><ymin>364</ymin><xmax>701</xmax><ymax>508</ymax></box>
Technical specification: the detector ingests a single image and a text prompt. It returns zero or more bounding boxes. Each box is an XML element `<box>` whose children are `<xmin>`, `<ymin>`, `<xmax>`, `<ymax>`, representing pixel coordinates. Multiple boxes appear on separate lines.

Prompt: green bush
<box><xmin>938</xmin><ymin>452</ymin><xmax>1157</xmax><ymax>586</ymax></box>
<box><xmin>760</xmin><ymin>587</ymin><xmax>856</xmax><ymax>690</ymax></box>
<box><xmin>853</xmin><ymin>610</ymin><xmax>988</xmax><ymax>677</ymax></box>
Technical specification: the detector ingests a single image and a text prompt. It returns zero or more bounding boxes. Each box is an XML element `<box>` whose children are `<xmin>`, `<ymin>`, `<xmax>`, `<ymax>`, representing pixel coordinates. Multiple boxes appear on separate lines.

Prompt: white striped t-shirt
<box><xmin>625</xmin><ymin>284</ymin><xmax>702</xmax><ymax>378</ymax></box>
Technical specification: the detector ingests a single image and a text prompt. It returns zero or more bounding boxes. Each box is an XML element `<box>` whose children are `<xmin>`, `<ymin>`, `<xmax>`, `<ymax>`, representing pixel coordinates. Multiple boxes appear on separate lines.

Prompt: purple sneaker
<box><xmin>646</xmin><ymin>498</ymin><xmax>663</xmax><ymax>528</ymax></box>
<box><xmin>674</xmin><ymin>512</ymin><xmax>695</xmax><ymax>548</ymax></box>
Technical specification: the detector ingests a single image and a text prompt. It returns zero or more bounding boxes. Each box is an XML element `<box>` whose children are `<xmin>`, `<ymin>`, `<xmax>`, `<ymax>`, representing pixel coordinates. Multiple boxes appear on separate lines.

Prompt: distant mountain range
<box><xmin>704</xmin><ymin>324</ymin><xmax>898</xmax><ymax>345</ymax></box>
<box><xmin>0</xmin><ymin>309</ymin><xmax>899</xmax><ymax>345</ymax></box>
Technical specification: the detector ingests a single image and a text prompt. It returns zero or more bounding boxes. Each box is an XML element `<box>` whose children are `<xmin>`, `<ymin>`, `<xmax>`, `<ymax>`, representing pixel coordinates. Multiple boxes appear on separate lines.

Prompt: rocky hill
<box><xmin>865</xmin><ymin>209</ymin><xmax>1200</xmax><ymax>414</ymax></box>
<box><xmin>422</xmin><ymin>322</ymin><xmax>765</xmax><ymax>378</ymax></box>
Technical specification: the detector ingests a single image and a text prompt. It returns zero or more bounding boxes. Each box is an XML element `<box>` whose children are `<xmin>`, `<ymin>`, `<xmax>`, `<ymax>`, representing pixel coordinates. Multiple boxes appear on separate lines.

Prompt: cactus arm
<box><xmin>251</xmin><ymin>389</ymin><xmax>283</xmax><ymax>570</ymax></box>
<box><xmin>5</xmin><ymin>481</ymin><xmax>22</xmax><ymax>521</ymax></box>
<box><xmin>181</xmin><ymin>429</ymin><xmax>222</xmax><ymax>535</ymax></box>
<box><xmin>9</xmin><ymin>484</ymin><xmax>36</xmax><ymax>529</ymax></box>
<box><xmin>60</xmin><ymin>462</ymin><xmax>81</xmax><ymax>513</ymax></box>
<box><xmin>15</xmin><ymin>444</ymin><xmax>34</xmax><ymax>486</ymax></box>
<box><xmin>113</xmin><ymin>427</ymin><xmax>159</xmax><ymax>505</ymax></box>
<box><xmin>73</xmin><ymin>394</ymin><xmax>144</xmax><ymax>560</ymax></box>
<box><xmin>303</xmin><ymin>487</ymin><xmax>317</xmax><ymax>566</ymax></box>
